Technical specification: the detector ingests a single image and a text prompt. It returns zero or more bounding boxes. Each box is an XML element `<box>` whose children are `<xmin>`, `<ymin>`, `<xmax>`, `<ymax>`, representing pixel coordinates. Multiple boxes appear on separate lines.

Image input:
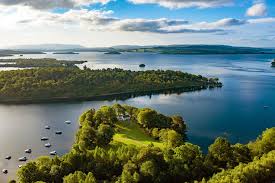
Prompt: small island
<box><xmin>0</xmin><ymin>58</ymin><xmax>87</xmax><ymax>68</ymax></box>
<box><xmin>0</xmin><ymin>68</ymin><xmax>222</xmax><ymax>103</ymax></box>
<box><xmin>104</xmin><ymin>51</ymin><xmax>122</xmax><ymax>55</ymax></box>
<box><xmin>139</xmin><ymin>64</ymin><xmax>146</xmax><ymax>68</ymax></box>
<box><xmin>53</xmin><ymin>52</ymin><xmax>79</xmax><ymax>54</ymax></box>
<box><xmin>0</xmin><ymin>54</ymin><xmax>13</xmax><ymax>57</ymax></box>
<box><xmin>272</xmin><ymin>59</ymin><xmax>275</xmax><ymax>67</ymax></box>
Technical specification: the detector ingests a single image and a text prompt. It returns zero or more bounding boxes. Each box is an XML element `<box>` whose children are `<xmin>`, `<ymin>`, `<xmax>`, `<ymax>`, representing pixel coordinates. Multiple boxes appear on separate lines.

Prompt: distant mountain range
<box><xmin>7</xmin><ymin>44</ymin><xmax>86</xmax><ymax>51</ymax></box>
<box><xmin>1</xmin><ymin>44</ymin><xmax>275</xmax><ymax>56</ymax></box>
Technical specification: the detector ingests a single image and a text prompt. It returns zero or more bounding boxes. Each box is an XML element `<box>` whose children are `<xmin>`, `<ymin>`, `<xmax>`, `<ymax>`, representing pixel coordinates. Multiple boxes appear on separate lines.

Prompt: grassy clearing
<box><xmin>113</xmin><ymin>121</ymin><xmax>164</xmax><ymax>148</ymax></box>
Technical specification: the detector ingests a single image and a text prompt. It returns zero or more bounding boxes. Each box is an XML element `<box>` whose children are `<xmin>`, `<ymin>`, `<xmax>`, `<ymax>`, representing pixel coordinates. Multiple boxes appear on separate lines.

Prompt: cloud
<box><xmin>0</xmin><ymin>0</ymin><xmax>111</xmax><ymax>9</ymax></box>
<box><xmin>161</xmin><ymin>18</ymin><xmax>245</xmax><ymax>33</ymax></box>
<box><xmin>246</xmin><ymin>3</ymin><xmax>267</xmax><ymax>17</ymax></box>
<box><xmin>197</xmin><ymin>18</ymin><xmax>246</xmax><ymax>28</ymax></box>
<box><xmin>15</xmin><ymin>9</ymin><xmax>227</xmax><ymax>34</ymax></box>
<box><xmin>128</xmin><ymin>0</ymin><xmax>233</xmax><ymax>9</ymax></box>
<box><xmin>4</xmin><ymin>5</ymin><xmax>274</xmax><ymax>35</ymax></box>
<box><xmin>248</xmin><ymin>17</ymin><xmax>275</xmax><ymax>24</ymax></box>
<box><xmin>109</xmin><ymin>18</ymin><xmax>191</xmax><ymax>33</ymax></box>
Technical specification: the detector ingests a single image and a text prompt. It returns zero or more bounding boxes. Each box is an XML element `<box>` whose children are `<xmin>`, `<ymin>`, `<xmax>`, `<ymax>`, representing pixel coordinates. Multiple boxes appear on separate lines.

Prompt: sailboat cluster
<box><xmin>2</xmin><ymin>120</ymin><xmax>72</xmax><ymax>175</ymax></box>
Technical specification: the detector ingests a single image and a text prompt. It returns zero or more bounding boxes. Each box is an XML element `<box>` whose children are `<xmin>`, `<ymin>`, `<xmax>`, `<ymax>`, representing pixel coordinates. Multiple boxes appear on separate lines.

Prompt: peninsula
<box><xmin>0</xmin><ymin>68</ymin><xmax>222</xmax><ymax>103</ymax></box>
<box><xmin>0</xmin><ymin>58</ymin><xmax>86</xmax><ymax>68</ymax></box>
<box><xmin>15</xmin><ymin>104</ymin><xmax>275</xmax><ymax>183</ymax></box>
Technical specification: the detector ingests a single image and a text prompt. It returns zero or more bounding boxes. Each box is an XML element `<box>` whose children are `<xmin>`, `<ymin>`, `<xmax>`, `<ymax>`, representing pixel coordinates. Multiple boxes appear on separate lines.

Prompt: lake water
<box><xmin>0</xmin><ymin>52</ymin><xmax>275</xmax><ymax>181</ymax></box>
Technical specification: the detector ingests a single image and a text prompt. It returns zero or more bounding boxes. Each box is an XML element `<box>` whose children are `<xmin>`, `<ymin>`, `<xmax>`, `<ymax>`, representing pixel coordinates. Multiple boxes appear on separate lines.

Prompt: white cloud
<box><xmin>12</xmin><ymin>8</ymin><xmax>221</xmax><ymax>34</ymax></box>
<box><xmin>198</xmin><ymin>18</ymin><xmax>247</xmax><ymax>28</ymax></box>
<box><xmin>0</xmin><ymin>0</ymin><xmax>111</xmax><ymax>9</ymax></box>
<box><xmin>160</xmin><ymin>18</ymin><xmax>246</xmax><ymax>33</ymax></box>
<box><xmin>9</xmin><ymin>6</ymin><xmax>275</xmax><ymax>35</ymax></box>
<box><xmin>246</xmin><ymin>3</ymin><xmax>267</xmax><ymax>17</ymax></box>
<box><xmin>15</xmin><ymin>9</ymin><xmax>231</xmax><ymax>34</ymax></box>
<box><xmin>2</xmin><ymin>5</ymin><xmax>273</xmax><ymax>35</ymax></box>
<box><xmin>128</xmin><ymin>0</ymin><xmax>233</xmax><ymax>9</ymax></box>
<box><xmin>248</xmin><ymin>17</ymin><xmax>275</xmax><ymax>24</ymax></box>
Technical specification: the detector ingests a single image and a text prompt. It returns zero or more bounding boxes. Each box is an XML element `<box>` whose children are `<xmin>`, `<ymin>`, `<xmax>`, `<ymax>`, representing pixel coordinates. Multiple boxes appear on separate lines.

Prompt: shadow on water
<box><xmin>0</xmin><ymin>85</ymin><xmax>222</xmax><ymax>105</ymax></box>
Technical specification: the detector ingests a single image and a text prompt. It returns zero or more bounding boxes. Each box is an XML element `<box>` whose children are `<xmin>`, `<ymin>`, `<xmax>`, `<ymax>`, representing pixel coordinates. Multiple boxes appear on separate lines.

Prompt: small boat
<box><xmin>41</xmin><ymin>137</ymin><xmax>49</xmax><ymax>141</ymax></box>
<box><xmin>45</xmin><ymin>126</ymin><xmax>50</xmax><ymax>130</ymax></box>
<box><xmin>55</xmin><ymin>131</ymin><xmax>62</xmax><ymax>135</ymax></box>
<box><xmin>50</xmin><ymin>151</ymin><xmax>57</xmax><ymax>156</ymax></box>
<box><xmin>5</xmin><ymin>156</ymin><xmax>11</xmax><ymax>160</ymax></box>
<box><xmin>2</xmin><ymin>169</ymin><xmax>8</xmax><ymax>174</ymax></box>
<box><xmin>18</xmin><ymin>157</ymin><xmax>27</xmax><ymax>162</ymax></box>
<box><xmin>65</xmin><ymin>120</ymin><xmax>71</xmax><ymax>124</ymax></box>
<box><xmin>264</xmin><ymin>106</ymin><xmax>270</xmax><ymax>108</ymax></box>
<box><xmin>45</xmin><ymin>143</ymin><xmax>51</xmax><ymax>148</ymax></box>
<box><xmin>25</xmin><ymin>149</ymin><xmax>32</xmax><ymax>154</ymax></box>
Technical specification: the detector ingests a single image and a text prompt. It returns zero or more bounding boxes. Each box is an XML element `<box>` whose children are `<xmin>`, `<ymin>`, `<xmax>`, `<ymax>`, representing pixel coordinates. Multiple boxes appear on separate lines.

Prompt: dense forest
<box><xmin>0</xmin><ymin>67</ymin><xmax>222</xmax><ymax>103</ymax></box>
<box><xmin>13</xmin><ymin>104</ymin><xmax>275</xmax><ymax>183</ymax></box>
<box><xmin>0</xmin><ymin>58</ymin><xmax>86</xmax><ymax>68</ymax></box>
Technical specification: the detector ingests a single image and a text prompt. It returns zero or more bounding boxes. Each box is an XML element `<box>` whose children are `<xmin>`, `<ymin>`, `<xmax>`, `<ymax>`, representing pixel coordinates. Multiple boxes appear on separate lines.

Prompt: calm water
<box><xmin>1</xmin><ymin>52</ymin><xmax>275</xmax><ymax>181</ymax></box>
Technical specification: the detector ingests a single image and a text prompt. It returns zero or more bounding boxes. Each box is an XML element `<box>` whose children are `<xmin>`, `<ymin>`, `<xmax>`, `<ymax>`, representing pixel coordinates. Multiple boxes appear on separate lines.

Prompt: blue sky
<box><xmin>0</xmin><ymin>0</ymin><xmax>274</xmax><ymax>47</ymax></box>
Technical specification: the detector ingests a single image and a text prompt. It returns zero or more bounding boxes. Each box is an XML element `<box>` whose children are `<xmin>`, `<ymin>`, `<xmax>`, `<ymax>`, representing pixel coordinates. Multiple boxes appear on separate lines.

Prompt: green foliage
<box><xmin>16</xmin><ymin>106</ymin><xmax>275</xmax><ymax>183</ymax></box>
<box><xmin>206</xmin><ymin>150</ymin><xmax>275</xmax><ymax>183</ymax></box>
<box><xmin>159</xmin><ymin>129</ymin><xmax>183</xmax><ymax>147</ymax></box>
<box><xmin>165</xmin><ymin>143</ymin><xmax>210</xmax><ymax>182</ymax></box>
<box><xmin>94</xmin><ymin>106</ymin><xmax>117</xmax><ymax>126</ymax></box>
<box><xmin>0</xmin><ymin>68</ymin><xmax>221</xmax><ymax>102</ymax></box>
<box><xmin>63</xmin><ymin>171</ymin><xmax>97</xmax><ymax>183</ymax></box>
<box><xmin>248</xmin><ymin>127</ymin><xmax>275</xmax><ymax>157</ymax></box>
<box><xmin>208</xmin><ymin>137</ymin><xmax>234</xmax><ymax>169</ymax></box>
<box><xmin>96</xmin><ymin>124</ymin><xmax>115</xmax><ymax>146</ymax></box>
<box><xmin>0</xmin><ymin>58</ymin><xmax>86</xmax><ymax>68</ymax></box>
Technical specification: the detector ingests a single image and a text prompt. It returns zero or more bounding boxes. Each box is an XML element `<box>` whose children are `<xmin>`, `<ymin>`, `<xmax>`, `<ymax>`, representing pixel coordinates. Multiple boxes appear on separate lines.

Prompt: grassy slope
<box><xmin>113</xmin><ymin>121</ymin><xmax>164</xmax><ymax>148</ymax></box>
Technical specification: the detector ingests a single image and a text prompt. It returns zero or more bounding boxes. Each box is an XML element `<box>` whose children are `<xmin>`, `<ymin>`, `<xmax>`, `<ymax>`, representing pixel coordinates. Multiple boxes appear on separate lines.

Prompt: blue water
<box><xmin>0</xmin><ymin>52</ymin><xmax>275</xmax><ymax>181</ymax></box>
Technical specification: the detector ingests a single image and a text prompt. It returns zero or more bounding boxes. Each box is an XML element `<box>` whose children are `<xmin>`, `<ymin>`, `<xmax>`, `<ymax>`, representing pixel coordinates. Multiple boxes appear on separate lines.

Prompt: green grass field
<box><xmin>113</xmin><ymin>121</ymin><xmax>164</xmax><ymax>148</ymax></box>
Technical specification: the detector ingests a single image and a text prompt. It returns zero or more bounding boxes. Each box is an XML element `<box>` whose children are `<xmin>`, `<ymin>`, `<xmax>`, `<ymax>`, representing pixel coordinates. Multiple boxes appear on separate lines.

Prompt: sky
<box><xmin>0</xmin><ymin>0</ymin><xmax>274</xmax><ymax>48</ymax></box>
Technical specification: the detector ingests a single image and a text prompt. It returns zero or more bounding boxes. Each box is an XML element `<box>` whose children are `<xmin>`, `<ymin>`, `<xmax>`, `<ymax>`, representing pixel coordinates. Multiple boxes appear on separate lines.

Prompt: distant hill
<box><xmin>0</xmin><ymin>50</ymin><xmax>45</xmax><ymax>57</ymax></box>
<box><xmin>3</xmin><ymin>44</ymin><xmax>275</xmax><ymax>55</ymax></box>
<box><xmin>7</xmin><ymin>44</ymin><xmax>86</xmax><ymax>51</ymax></box>
<box><xmin>121</xmin><ymin>45</ymin><xmax>275</xmax><ymax>54</ymax></box>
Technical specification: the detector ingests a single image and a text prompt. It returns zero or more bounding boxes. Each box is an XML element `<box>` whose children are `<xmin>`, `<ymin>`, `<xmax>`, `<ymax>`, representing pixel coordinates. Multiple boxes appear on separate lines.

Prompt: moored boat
<box><xmin>55</xmin><ymin>131</ymin><xmax>62</xmax><ymax>135</ymax></box>
<box><xmin>2</xmin><ymin>169</ymin><xmax>8</xmax><ymax>174</ymax></box>
<box><xmin>41</xmin><ymin>137</ymin><xmax>49</xmax><ymax>141</ymax></box>
<box><xmin>45</xmin><ymin>143</ymin><xmax>51</xmax><ymax>148</ymax></box>
<box><xmin>19</xmin><ymin>157</ymin><xmax>27</xmax><ymax>162</ymax></box>
<box><xmin>5</xmin><ymin>156</ymin><xmax>11</xmax><ymax>160</ymax></box>
<box><xmin>50</xmin><ymin>151</ymin><xmax>57</xmax><ymax>156</ymax></box>
<box><xmin>25</xmin><ymin>149</ymin><xmax>32</xmax><ymax>153</ymax></box>
<box><xmin>65</xmin><ymin>120</ymin><xmax>71</xmax><ymax>124</ymax></box>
